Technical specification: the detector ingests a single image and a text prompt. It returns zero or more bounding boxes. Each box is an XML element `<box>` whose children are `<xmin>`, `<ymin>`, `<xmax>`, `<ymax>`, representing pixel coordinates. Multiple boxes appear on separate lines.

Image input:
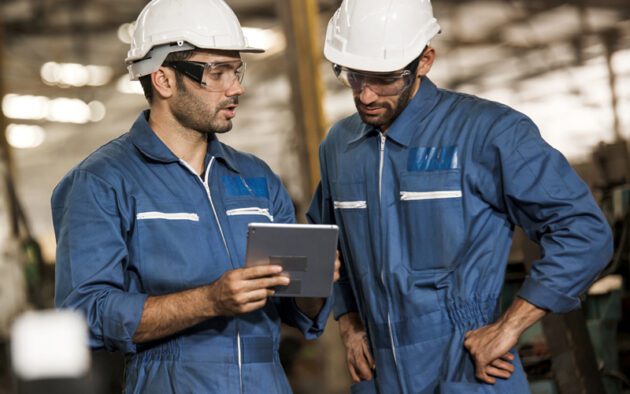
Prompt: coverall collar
<box><xmin>130</xmin><ymin>110</ymin><xmax>240</xmax><ymax>173</ymax></box>
<box><xmin>348</xmin><ymin>77</ymin><xmax>440</xmax><ymax>147</ymax></box>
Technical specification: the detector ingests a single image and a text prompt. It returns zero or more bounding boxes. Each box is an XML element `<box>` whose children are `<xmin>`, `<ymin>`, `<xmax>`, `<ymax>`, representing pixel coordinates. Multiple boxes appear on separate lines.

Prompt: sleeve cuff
<box><xmin>517</xmin><ymin>276</ymin><xmax>580</xmax><ymax>313</ymax></box>
<box><xmin>290</xmin><ymin>297</ymin><xmax>334</xmax><ymax>340</ymax></box>
<box><xmin>102</xmin><ymin>291</ymin><xmax>148</xmax><ymax>354</ymax></box>
<box><xmin>333</xmin><ymin>282</ymin><xmax>358</xmax><ymax>320</ymax></box>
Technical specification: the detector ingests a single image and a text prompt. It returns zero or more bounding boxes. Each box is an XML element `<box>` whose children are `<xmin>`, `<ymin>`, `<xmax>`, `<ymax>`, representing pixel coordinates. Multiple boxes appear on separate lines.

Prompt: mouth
<box><xmin>359</xmin><ymin>105</ymin><xmax>385</xmax><ymax>116</ymax></box>
<box><xmin>220</xmin><ymin>104</ymin><xmax>238</xmax><ymax>118</ymax></box>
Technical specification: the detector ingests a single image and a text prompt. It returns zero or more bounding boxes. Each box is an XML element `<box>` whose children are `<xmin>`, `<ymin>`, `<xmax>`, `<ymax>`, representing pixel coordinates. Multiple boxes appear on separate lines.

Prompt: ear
<box><xmin>151</xmin><ymin>67</ymin><xmax>178</xmax><ymax>99</ymax></box>
<box><xmin>417</xmin><ymin>47</ymin><xmax>436</xmax><ymax>77</ymax></box>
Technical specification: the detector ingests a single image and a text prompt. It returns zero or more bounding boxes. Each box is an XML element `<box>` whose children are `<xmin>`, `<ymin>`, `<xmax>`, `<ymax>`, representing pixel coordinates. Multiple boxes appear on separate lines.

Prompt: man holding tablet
<box><xmin>52</xmin><ymin>0</ymin><xmax>336</xmax><ymax>392</ymax></box>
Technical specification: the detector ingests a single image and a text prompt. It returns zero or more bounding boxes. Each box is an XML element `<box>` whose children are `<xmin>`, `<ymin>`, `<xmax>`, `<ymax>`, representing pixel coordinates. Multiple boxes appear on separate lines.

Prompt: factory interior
<box><xmin>1</xmin><ymin>0</ymin><xmax>630</xmax><ymax>393</ymax></box>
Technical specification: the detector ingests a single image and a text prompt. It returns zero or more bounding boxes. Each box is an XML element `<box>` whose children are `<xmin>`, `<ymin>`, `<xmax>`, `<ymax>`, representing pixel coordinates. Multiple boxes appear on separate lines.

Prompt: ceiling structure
<box><xmin>1</xmin><ymin>0</ymin><xmax>630</xmax><ymax>259</ymax></box>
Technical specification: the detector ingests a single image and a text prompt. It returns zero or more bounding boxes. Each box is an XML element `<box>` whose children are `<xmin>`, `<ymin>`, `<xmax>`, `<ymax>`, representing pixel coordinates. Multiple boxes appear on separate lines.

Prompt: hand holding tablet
<box><xmin>245</xmin><ymin>223</ymin><xmax>339</xmax><ymax>297</ymax></box>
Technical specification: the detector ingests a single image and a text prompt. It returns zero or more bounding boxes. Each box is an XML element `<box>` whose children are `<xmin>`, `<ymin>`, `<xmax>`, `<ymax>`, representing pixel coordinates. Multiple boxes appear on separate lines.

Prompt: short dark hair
<box><xmin>139</xmin><ymin>49</ymin><xmax>195</xmax><ymax>104</ymax></box>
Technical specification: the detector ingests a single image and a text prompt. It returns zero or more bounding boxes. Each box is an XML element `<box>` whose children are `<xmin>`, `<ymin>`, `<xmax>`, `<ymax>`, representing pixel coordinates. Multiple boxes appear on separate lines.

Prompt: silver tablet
<box><xmin>245</xmin><ymin>223</ymin><xmax>339</xmax><ymax>297</ymax></box>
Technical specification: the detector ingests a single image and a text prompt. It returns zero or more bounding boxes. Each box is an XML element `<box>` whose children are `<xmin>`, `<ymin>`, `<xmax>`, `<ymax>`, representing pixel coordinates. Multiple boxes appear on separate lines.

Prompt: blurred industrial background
<box><xmin>1</xmin><ymin>0</ymin><xmax>630</xmax><ymax>393</ymax></box>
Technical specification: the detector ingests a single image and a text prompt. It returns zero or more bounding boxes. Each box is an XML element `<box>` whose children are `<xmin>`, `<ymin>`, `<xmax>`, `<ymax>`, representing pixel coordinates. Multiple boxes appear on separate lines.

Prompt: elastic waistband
<box><xmin>369</xmin><ymin>299</ymin><xmax>499</xmax><ymax>348</ymax></box>
<box><xmin>131</xmin><ymin>335</ymin><xmax>277</xmax><ymax>364</ymax></box>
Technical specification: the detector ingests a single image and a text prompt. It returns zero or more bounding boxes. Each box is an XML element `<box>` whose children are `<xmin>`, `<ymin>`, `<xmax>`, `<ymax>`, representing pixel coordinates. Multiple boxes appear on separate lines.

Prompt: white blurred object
<box><xmin>11</xmin><ymin>310</ymin><xmax>91</xmax><ymax>380</ymax></box>
<box><xmin>588</xmin><ymin>274</ymin><xmax>623</xmax><ymax>295</ymax></box>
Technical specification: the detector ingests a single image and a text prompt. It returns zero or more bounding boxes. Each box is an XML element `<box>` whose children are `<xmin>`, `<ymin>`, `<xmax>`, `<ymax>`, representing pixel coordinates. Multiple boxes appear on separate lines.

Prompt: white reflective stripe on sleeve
<box><xmin>136</xmin><ymin>212</ymin><xmax>200</xmax><ymax>221</ymax></box>
<box><xmin>333</xmin><ymin>201</ymin><xmax>367</xmax><ymax>209</ymax></box>
<box><xmin>400</xmin><ymin>191</ymin><xmax>462</xmax><ymax>201</ymax></box>
<box><xmin>225</xmin><ymin>207</ymin><xmax>274</xmax><ymax>222</ymax></box>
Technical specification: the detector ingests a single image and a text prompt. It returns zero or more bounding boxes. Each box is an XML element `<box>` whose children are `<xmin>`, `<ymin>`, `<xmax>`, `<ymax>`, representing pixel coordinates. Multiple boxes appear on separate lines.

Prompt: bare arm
<box><xmin>133</xmin><ymin>265</ymin><xmax>290</xmax><ymax>343</ymax></box>
<box><xmin>464</xmin><ymin>297</ymin><xmax>547</xmax><ymax>384</ymax></box>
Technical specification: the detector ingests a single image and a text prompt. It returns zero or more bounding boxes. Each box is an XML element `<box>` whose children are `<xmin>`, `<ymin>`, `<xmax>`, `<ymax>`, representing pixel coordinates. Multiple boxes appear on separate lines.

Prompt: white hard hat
<box><xmin>125</xmin><ymin>0</ymin><xmax>264</xmax><ymax>80</ymax></box>
<box><xmin>324</xmin><ymin>0</ymin><xmax>441</xmax><ymax>72</ymax></box>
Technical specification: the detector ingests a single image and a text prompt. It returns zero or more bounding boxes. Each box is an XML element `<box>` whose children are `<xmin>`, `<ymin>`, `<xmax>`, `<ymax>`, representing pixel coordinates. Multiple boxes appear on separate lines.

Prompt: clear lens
<box><xmin>333</xmin><ymin>64</ymin><xmax>412</xmax><ymax>96</ymax></box>
<box><xmin>201</xmin><ymin>60</ymin><xmax>246</xmax><ymax>92</ymax></box>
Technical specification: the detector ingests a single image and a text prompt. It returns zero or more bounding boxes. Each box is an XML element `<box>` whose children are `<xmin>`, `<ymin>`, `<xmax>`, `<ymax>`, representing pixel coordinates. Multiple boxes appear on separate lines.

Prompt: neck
<box><xmin>148</xmin><ymin>106</ymin><xmax>208</xmax><ymax>175</ymax></box>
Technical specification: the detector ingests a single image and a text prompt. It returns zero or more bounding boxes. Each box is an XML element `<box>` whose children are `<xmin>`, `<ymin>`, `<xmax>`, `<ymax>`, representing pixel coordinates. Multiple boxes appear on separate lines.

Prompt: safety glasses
<box><xmin>332</xmin><ymin>64</ymin><xmax>415</xmax><ymax>96</ymax></box>
<box><xmin>164</xmin><ymin>60</ymin><xmax>246</xmax><ymax>92</ymax></box>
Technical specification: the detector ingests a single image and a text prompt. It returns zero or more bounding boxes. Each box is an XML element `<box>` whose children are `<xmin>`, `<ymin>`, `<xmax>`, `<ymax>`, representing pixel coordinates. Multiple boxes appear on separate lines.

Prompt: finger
<box><xmin>476</xmin><ymin>371</ymin><xmax>496</xmax><ymax>384</ymax></box>
<box><xmin>361</xmin><ymin>338</ymin><xmax>375</xmax><ymax>368</ymax></box>
<box><xmin>238</xmin><ymin>298</ymin><xmax>267</xmax><ymax>314</ymax></box>
<box><xmin>238</xmin><ymin>265</ymin><xmax>284</xmax><ymax>279</ymax></box>
<box><xmin>352</xmin><ymin>353</ymin><xmax>373</xmax><ymax>380</ymax></box>
<box><xmin>244</xmin><ymin>275</ymin><xmax>291</xmax><ymax>291</ymax></box>
<box><xmin>491</xmin><ymin>358</ymin><xmax>515</xmax><ymax>373</ymax></box>
<box><xmin>239</xmin><ymin>288</ymin><xmax>275</xmax><ymax>304</ymax></box>
<box><xmin>501</xmin><ymin>352</ymin><xmax>515</xmax><ymax>362</ymax></box>
<box><xmin>348</xmin><ymin>363</ymin><xmax>361</xmax><ymax>383</ymax></box>
<box><xmin>486</xmin><ymin>366</ymin><xmax>512</xmax><ymax>380</ymax></box>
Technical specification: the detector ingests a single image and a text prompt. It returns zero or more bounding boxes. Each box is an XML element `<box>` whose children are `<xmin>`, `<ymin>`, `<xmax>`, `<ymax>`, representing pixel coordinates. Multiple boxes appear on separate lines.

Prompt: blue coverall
<box><xmin>307</xmin><ymin>78</ymin><xmax>613</xmax><ymax>393</ymax></box>
<box><xmin>53</xmin><ymin>111</ymin><xmax>331</xmax><ymax>393</ymax></box>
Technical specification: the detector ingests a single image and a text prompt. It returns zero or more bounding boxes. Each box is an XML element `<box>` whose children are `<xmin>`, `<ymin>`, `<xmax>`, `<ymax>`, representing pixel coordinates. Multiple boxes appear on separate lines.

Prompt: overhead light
<box><xmin>116</xmin><ymin>75</ymin><xmax>144</xmax><ymax>95</ymax></box>
<box><xmin>40</xmin><ymin>62</ymin><xmax>113</xmax><ymax>87</ymax></box>
<box><xmin>6</xmin><ymin>124</ymin><xmax>46</xmax><ymax>149</ymax></box>
<box><xmin>2</xmin><ymin>94</ymin><xmax>48</xmax><ymax>119</ymax></box>
<box><xmin>2</xmin><ymin>94</ymin><xmax>106</xmax><ymax>124</ymax></box>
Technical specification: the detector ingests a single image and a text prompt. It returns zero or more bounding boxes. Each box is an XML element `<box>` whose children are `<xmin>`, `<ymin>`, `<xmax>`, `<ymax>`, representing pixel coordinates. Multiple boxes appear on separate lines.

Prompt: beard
<box><xmin>171</xmin><ymin>80</ymin><xmax>238</xmax><ymax>135</ymax></box>
<box><xmin>354</xmin><ymin>86</ymin><xmax>413</xmax><ymax>129</ymax></box>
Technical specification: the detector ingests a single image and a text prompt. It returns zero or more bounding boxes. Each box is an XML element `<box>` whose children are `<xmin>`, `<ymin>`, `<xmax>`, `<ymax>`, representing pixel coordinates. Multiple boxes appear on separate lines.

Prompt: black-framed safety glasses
<box><xmin>164</xmin><ymin>60</ymin><xmax>246</xmax><ymax>92</ymax></box>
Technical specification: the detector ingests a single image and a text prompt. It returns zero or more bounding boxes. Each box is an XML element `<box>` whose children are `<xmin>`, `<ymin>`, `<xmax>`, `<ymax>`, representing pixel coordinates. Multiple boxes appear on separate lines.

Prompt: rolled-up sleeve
<box><xmin>477</xmin><ymin>117</ymin><xmax>613</xmax><ymax>313</ymax></box>
<box><xmin>52</xmin><ymin>169</ymin><xmax>147</xmax><ymax>353</ymax></box>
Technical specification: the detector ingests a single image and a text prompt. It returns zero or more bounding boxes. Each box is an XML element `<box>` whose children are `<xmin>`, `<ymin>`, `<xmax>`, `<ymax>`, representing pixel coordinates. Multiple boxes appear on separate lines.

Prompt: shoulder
<box><xmin>322</xmin><ymin>113</ymin><xmax>364</xmax><ymax>148</ymax></box>
<box><xmin>437</xmin><ymin>88</ymin><xmax>539</xmax><ymax>147</ymax></box>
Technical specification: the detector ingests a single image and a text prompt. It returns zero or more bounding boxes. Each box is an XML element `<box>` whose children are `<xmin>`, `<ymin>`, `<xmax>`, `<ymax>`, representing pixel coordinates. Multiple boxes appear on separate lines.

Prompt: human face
<box><xmin>351</xmin><ymin>72</ymin><xmax>415</xmax><ymax>132</ymax></box>
<box><xmin>169</xmin><ymin>50</ymin><xmax>245</xmax><ymax>135</ymax></box>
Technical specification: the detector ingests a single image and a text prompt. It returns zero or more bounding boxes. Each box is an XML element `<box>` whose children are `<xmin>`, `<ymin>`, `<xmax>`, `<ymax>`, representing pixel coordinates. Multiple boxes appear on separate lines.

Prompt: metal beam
<box><xmin>276</xmin><ymin>0</ymin><xmax>327</xmax><ymax>214</ymax></box>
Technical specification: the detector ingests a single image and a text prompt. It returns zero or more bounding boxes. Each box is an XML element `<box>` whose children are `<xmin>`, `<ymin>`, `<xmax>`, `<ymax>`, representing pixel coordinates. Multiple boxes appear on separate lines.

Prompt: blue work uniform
<box><xmin>307</xmin><ymin>78</ymin><xmax>613</xmax><ymax>393</ymax></box>
<box><xmin>53</xmin><ymin>111</ymin><xmax>331</xmax><ymax>394</ymax></box>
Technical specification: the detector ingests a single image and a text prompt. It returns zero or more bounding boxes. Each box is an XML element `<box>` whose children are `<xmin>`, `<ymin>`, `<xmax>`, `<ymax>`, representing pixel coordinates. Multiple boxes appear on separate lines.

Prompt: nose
<box><xmin>358</xmin><ymin>84</ymin><xmax>378</xmax><ymax>104</ymax></box>
<box><xmin>226</xmin><ymin>77</ymin><xmax>245</xmax><ymax>97</ymax></box>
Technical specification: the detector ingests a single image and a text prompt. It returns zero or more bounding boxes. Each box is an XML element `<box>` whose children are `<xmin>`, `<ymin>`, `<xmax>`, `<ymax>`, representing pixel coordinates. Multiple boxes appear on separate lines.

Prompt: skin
<box><xmin>339</xmin><ymin>47</ymin><xmax>548</xmax><ymax>384</ymax></box>
<box><xmin>133</xmin><ymin>49</ymin><xmax>340</xmax><ymax>343</ymax></box>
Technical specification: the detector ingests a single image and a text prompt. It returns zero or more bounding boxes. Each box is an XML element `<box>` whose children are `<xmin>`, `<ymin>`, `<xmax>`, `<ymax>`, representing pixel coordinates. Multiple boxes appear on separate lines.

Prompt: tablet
<box><xmin>245</xmin><ymin>223</ymin><xmax>339</xmax><ymax>297</ymax></box>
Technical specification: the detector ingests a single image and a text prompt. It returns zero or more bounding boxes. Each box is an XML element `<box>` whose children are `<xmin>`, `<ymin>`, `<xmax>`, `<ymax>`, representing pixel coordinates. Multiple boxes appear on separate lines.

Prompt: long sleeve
<box><xmin>476</xmin><ymin>117</ymin><xmax>613</xmax><ymax>313</ymax></box>
<box><xmin>307</xmin><ymin>144</ymin><xmax>359</xmax><ymax>320</ymax></box>
<box><xmin>52</xmin><ymin>169</ymin><xmax>147</xmax><ymax>353</ymax></box>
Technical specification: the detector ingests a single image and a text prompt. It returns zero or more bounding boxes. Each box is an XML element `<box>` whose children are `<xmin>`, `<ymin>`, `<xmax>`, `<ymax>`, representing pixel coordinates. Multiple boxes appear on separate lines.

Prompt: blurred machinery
<box><xmin>504</xmin><ymin>131</ymin><xmax>630</xmax><ymax>394</ymax></box>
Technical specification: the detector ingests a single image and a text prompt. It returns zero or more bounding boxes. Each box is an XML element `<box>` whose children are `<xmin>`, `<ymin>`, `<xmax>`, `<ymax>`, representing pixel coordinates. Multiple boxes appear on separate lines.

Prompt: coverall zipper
<box><xmin>180</xmin><ymin>157</ymin><xmax>244</xmax><ymax>394</ymax></box>
<box><xmin>378</xmin><ymin>133</ymin><xmax>402</xmax><ymax>389</ymax></box>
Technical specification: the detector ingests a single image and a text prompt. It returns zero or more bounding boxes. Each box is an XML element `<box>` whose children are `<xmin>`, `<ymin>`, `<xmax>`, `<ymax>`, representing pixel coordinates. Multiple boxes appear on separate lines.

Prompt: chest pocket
<box><xmin>224</xmin><ymin>196</ymin><xmax>273</xmax><ymax>264</ymax></box>
<box><xmin>399</xmin><ymin>170</ymin><xmax>465</xmax><ymax>270</ymax></box>
<box><xmin>135</xmin><ymin>201</ymin><xmax>208</xmax><ymax>293</ymax></box>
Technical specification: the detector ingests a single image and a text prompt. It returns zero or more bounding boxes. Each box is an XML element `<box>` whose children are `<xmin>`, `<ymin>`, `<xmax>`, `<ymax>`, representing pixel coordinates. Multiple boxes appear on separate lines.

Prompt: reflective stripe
<box><xmin>226</xmin><ymin>207</ymin><xmax>274</xmax><ymax>222</ymax></box>
<box><xmin>400</xmin><ymin>191</ymin><xmax>462</xmax><ymax>201</ymax></box>
<box><xmin>136</xmin><ymin>212</ymin><xmax>199</xmax><ymax>221</ymax></box>
<box><xmin>333</xmin><ymin>201</ymin><xmax>367</xmax><ymax>209</ymax></box>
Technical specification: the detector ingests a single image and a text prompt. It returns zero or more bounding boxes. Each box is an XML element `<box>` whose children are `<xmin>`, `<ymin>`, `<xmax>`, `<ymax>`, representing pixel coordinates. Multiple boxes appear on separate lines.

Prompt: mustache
<box><xmin>218</xmin><ymin>97</ymin><xmax>239</xmax><ymax>109</ymax></box>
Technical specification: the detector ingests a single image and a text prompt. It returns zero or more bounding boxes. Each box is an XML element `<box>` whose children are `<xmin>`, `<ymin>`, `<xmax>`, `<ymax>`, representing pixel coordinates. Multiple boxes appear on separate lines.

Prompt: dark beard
<box><xmin>171</xmin><ymin>79</ymin><xmax>238</xmax><ymax>135</ymax></box>
<box><xmin>354</xmin><ymin>86</ymin><xmax>413</xmax><ymax>129</ymax></box>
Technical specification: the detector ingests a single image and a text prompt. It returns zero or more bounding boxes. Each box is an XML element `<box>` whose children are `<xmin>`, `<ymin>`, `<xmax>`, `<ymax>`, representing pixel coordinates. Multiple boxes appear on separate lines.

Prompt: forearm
<box><xmin>498</xmin><ymin>297</ymin><xmax>547</xmax><ymax>337</ymax></box>
<box><xmin>295</xmin><ymin>297</ymin><xmax>325</xmax><ymax>320</ymax></box>
<box><xmin>133</xmin><ymin>285</ymin><xmax>215</xmax><ymax>343</ymax></box>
